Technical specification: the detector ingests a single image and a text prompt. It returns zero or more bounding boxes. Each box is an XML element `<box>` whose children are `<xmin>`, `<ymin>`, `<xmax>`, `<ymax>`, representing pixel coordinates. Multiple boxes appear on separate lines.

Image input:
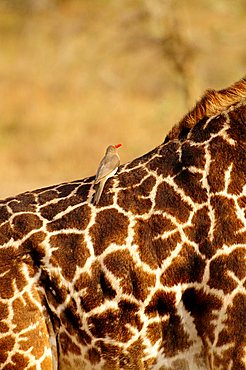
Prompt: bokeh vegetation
<box><xmin>0</xmin><ymin>0</ymin><xmax>245</xmax><ymax>197</ymax></box>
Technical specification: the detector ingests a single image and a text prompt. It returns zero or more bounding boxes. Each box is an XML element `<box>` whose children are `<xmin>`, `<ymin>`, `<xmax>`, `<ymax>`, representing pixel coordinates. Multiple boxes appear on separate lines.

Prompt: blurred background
<box><xmin>0</xmin><ymin>0</ymin><xmax>245</xmax><ymax>198</ymax></box>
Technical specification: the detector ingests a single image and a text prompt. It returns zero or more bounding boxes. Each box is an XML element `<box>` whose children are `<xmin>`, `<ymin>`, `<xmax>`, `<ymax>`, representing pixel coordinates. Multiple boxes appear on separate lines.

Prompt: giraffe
<box><xmin>0</xmin><ymin>78</ymin><xmax>246</xmax><ymax>370</ymax></box>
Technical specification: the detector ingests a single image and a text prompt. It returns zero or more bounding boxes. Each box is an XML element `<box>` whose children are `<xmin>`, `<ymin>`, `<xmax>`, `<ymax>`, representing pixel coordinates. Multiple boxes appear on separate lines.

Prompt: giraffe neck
<box><xmin>0</xmin><ymin>83</ymin><xmax>246</xmax><ymax>370</ymax></box>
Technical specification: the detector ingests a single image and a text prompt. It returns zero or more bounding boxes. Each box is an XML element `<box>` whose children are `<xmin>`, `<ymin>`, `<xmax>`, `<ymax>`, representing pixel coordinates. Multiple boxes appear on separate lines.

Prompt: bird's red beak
<box><xmin>115</xmin><ymin>143</ymin><xmax>122</xmax><ymax>148</ymax></box>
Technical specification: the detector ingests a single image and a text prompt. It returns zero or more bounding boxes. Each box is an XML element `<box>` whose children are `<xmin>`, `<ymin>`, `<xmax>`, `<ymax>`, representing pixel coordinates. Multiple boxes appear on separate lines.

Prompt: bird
<box><xmin>93</xmin><ymin>143</ymin><xmax>122</xmax><ymax>205</ymax></box>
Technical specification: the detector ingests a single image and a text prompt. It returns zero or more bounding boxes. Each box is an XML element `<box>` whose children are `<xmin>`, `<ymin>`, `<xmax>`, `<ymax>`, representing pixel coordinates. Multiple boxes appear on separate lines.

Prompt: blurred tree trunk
<box><xmin>144</xmin><ymin>0</ymin><xmax>199</xmax><ymax>108</ymax></box>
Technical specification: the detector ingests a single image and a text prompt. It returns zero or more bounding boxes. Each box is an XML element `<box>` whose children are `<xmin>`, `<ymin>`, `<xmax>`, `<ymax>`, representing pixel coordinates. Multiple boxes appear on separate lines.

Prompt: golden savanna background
<box><xmin>0</xmin><ymin>0</ymin><xmax>245</xmax><ymax>198</ymax></box>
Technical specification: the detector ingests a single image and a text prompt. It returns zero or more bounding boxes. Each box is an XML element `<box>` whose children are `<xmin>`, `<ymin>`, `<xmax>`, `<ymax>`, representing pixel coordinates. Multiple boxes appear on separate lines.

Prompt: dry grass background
<box><xmin>0</xmin><ymin>0</ymin><xmax>245</xmax><ymax>198</ymax></box>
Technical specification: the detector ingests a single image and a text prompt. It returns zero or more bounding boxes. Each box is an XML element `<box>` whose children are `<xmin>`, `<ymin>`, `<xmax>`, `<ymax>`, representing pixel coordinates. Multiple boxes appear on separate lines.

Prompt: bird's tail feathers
<box><xmin>93</xmin><ymin>181</ymin><xmax>105</xmax><ymax>205</ymax></box>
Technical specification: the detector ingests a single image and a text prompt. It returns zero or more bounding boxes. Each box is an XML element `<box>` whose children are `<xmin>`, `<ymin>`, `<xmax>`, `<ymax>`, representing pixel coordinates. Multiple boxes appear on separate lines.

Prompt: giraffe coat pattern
<box><xmin>0</xmin><ymin>78</ymin><xmax>246</xmax><ymax>369</ymax></box>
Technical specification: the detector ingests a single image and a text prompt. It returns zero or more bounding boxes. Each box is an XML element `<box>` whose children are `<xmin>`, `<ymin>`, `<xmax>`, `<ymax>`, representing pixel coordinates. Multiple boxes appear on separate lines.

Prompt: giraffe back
<box><xmin>0</xmin><ymin>79</ymin><xmax>246</xmax><ymax>369</ymax></box>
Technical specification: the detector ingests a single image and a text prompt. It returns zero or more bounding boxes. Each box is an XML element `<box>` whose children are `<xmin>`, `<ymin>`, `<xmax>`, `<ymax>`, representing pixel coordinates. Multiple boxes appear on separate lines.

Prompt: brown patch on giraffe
<box><xmin>0</xmin><ymin>251</ymin><xmax>28</xmax><ymax>299</ymax></box>
<box><xmin>0</xmin><ymin>335</ymin><xmax>15</xmax><ymax>364</ymax></box>
<box><xmin>163</xmin><ymin>315</ymin><xmax>192</xmax><ymax>357</ymax></box>
<box><xmin>181</xmin><ymin>142</ymin><xmax>206</xmax><ymax>169</ymax></box>
<box><xmin>153</xmin><ymin>233</ymin><xmax>182</xmax><ymax>266</ymax></box>
<box><xmin>16</xmin><ymin>192</ymin><xmax>36</xmax><ymax>203</ymax></box>
<box><xmin>228</xmin><ymin>157</ymin><xmax>246</xmax><ymax>197</ymax></box>
<box><xmin>122</xmin><ymin>338</ymin><xmax>146</xmax><ymax>369</ymax></box>
<box><xmin>145</xmin><ymin>291</ymin><xmax>176</xmax><ymax>318</ymax></box>
<box><xmin>50</xmin><ymin>233</ymin><xmax>90</xmax><ymax>281</ymax></box>
<box><xmin>76</xmin><ymin>183</ymin><xmax>92</xmax><ymax>201</ymax></box>
<box><xmin>77</xmin><ymin>329</ymin><xmax>92</xmax><ymax>347</ymax></box>
<box><xmin>8</xmin><ymin>192</ymin><xmax>37</xmax><ymax>213</ymax></box>
<box><xmin>10</xmin><ymin>353</ymin><xmax>30</xmax><ymax>369</ymax></box>
<box><xmin>143</xmin><ymin>357</ymin><xmax>157</xmax><ymax>369</ymax></box>
<box><xmin>40</xmin><ymin>270</ymin><xmax>68</xmax><ymax>308</ymax></box>
<box><xmin>74</xmin><ymin>261</ymin><xmax>116</xmax><ymax>312</ymax></box>
<box><xmin>117</xmin><ymin>187</ymin><xmax>152</xmax><ymax>215</ymax></box>
<box><xmin>165</xmin><ymin>78</ymin><xmax>246</xmax><ymax>142</ymax></box>
<box><xmin>118</xmin><ymin>299</ymin><xmax>143</xmax><ymax>331</ymax></box>
<box><xmin>60</xmin><ymin>297</ymin><xmax>92</xmax><ymax>346</ymax></box>
<box><xmin>90</xmin><ymin>209</ymin><xmax>129</xmax><ymax>256</ymax></box>
<box><xmin>12</xmin><ymin>213</ymin><xmax>43</xmax><ymax>238</ymax></box>
<box><xmin>96</xmin><ymin>340</ymin><xmax>121</xmax><ymax>369</ymax></box>
<box><xmin>60</xmin><ymin>299</ymin><xmax>91</xmax><ymax>346</ymax></box>
<box><xmin>40</xmin><ymin>195</ymin><xmax>83</xmax><ymax>220</ymax></box>
<box><xmin>134</xmin><ymin>216</ymin><xmax>181</xmax><ymax>268</ymax></box>
<box><xmin>161</xmin><ymin>313</ymin><xmax>192</xmax><ymax>357</ymax></box>
<box><xmin>118</xmin><ymin>167</ymin><xmax>148</xmax><ymax>187</ymax></box>
<box><xmin>146</xmin><ymin>296</ymin><xmax>194</xmax><ymax>360</ymax></box>
<box><xmin>147</xmin><ymin>141</ymin><xmax>182</xmax><ymax>177</ymax></box>
<box><xmin>88</xmin><ymin>308</ymin><xmax>133</xmax><ymax>342</ymax></box>
<box><xmin>149</xmin><ymin>214</ymin><xmax>177</xmax><ymax>236</ymax></box>
<box><xmin>208</xmin><ymin>133</ymin><xmax>246</xmax><ymax>195</ymax></box>
<box><xmin>12</xmin><ymin>288</ymin><xmax>52</xmax><ymax>358</ymax></box>
<box><xmin>61</xmin><ymin>300</ymin><xmax>80</xmax><ymax>333</ymax></box>
<box><xmin>104</xmin><ymin>249</ymin><xmax>156</xmax><ymax>301</ymax></box>
<box><xmin>0</xmin><ymin>302</ymin><xmax>8</xmax><ymax>333</ymax></box>
<box><xmin>185</xmin><ymin>206</ymin><xmax>215</xmax><ymax>258</ymax></box>
<box><xmin>76</xmin><ymin>271</ymin><xmax>103</xmax><ymax>312</ymax></box>
<box><xmin>135</xmin><ymin>175</ymin><xmax>156</xmax><ymax>196</ymax></box>
<box><xmin>56</xmin><ymin>183</ymin><xmax>79</xmax><ymax>197</ymax></box>
<box><xmin>228</xmin><ymin>163</ymin><xmax>246</xmax><ymax>195</ymax></box>
<box><xmin>211</xmin><ymin>195</ymin><xmax>244</xmax><ymax>248</ymax></box>
<box><xmin>227</xmin><ymin>104</ymin><xmax>246</xmax><ymax>142</ymax></box>
<box><xmin>13</xmin><ymin>292</ymin><xmax>41</xmax><ymax>333</ymax></box>
<box><xmin>0</xmin><ymin>205</ymin><xmax>11</xmax><ymax>224</ymax></box>
<box><xmin>47</xmin><ymin>204</ymin><xmax>91</xmax><ymax>232</ymax></box>
<box><xmin>208</xmin><ymin>247</ymin><xmax>245</xmax><ymax>294</ymax></box>
<box><xmin>99</xmin><ymin>270</ymin><xmax>117</xmax><ymax>300</ymax></box>
<box><xmin>190</xmin><ymin>114</ymin><xmax>227</xmax><ymax>143</ymax></box>
<box><xmin>0</xmin><ymin>222</ymin><xmax>15</xmax><ymax>244</ymax></box>
<box><xmin>59</xmin><ymin>331</ymin><xmax>81</xmax><ymax>356</ymax></box>
<box><xmin>0</xmin><ymin>197</ymin><xmax>11</xmax><ymax>205</ymax></box>
<box><xmin>88</xmin><ymin>301</ymin><xmax>142</xmax><ymax>343</ymax></box>
<box><xmin>87</xmin><ymin>347</ymin><xmax>101</xmax><ymax>365</ymax></box>
<box><xmin>41</xmin><ymin>356</ymin><xmax>53</xmax><ymax>370</ymax></box>
<box><xmin>216</xmin><ymin>293</ymin><xmax>246</xmax><ymax>369</ymax></box>
<box><xmin>133</xmin><ymin>215</ymin><xmax>177</xmax><ymax>268</ymax></box>
<box><xmin>25</xmin><ymin>363</ymin><xmax>35</xmax><ymax>370</ymax></box>
<box><xmin>208</xmin><ymin>138</ymin><xmax>233</xmax><ymax>194</ymax></box>
<box><xmin>18</xmin><ymin>320</ymin><xmax>49</xmax><ymax>359</ymax></box>
<box><xmin>155</xmin><ymin>182</ymin><xmax>192</xmax><ymax>223</ymax></box>
<box><xmin>37</xmin><ymin>189</ymin><xmax>58</xmax><ymax>205</ymax></box>
<box><xmin>0</xmin><ymin>322</ymin><xmax>8</xmax><ymax>333</ymax></box>
<box><xmin>238</xmin><ymin>195</ymin><xmax>246</xmax><ymax>214</ymax></box>
<box><xmin>9</xmin><ymin>200</ymin><xmax>36</xmax><ymax>213</ymax></box>
<box><xmin>175</xmin><ymin>170</ymin><xmax>208</xmax><ymax>203</ymax></box>
<box><xmin>146</xmin><ymin>321</ymin><xmax>162</xmax><ymax>345</ymax></box>
<box><xmin>118</xmin><ymin>350</ymin><xmax>132</xmax><ymax>369</ymax></box>
<box><xmin>182</xmin><ymin>287</ymin><xmax>222</xmax><ymax>344</ymax></box>
<box><xmin>22</xmin><ymin>231</ymin><xmax>47</xmax><ymax>270</ymax></box>
<box><xmin>161</xmin><ymin>244</ymin><xmax>206</xmax><ymax>286</ymax></box>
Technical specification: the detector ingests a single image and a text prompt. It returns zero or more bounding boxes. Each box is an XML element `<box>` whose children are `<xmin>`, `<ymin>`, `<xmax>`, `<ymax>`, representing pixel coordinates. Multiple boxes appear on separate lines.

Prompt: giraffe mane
<box><xmin>165</xmin><ymin>76</ymin><xmax>246</xmax><ymax>142</ymax></box>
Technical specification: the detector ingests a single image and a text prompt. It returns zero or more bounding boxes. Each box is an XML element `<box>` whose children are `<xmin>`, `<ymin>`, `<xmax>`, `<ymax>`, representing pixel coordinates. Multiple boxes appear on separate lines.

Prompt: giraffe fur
<box><xmin>0</xmin><ymin>78</ymin><xmax>246</xmax><ymax>369</ymax></box>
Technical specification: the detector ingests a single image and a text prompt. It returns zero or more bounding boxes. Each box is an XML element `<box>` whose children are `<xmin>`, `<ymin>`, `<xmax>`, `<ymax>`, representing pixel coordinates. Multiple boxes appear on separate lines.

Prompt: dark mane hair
<box><xmin>165</xmin><ymin>77</ymin><xmax>246</xmax><ymax>142</ymax></box>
